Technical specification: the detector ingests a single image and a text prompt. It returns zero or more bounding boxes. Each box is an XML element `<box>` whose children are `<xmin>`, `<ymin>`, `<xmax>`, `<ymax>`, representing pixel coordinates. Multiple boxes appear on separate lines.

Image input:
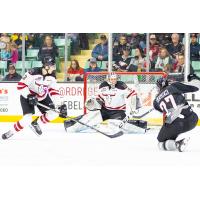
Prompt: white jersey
<box><xmin>97</xmin><ymin>81</ymin><xmax>136</xmax><ymax>110</ymax></box>
<box><xmin>17</xmin><ymin>67</ymin><xmax>61</xmax><ymax>104</ymax></box>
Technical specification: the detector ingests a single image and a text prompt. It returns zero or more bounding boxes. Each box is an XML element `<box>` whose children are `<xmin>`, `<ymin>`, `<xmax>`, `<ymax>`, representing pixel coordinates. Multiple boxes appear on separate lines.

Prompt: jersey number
<box><xmin>159</xmin><ymin>95</ymin><xmax>177</xmax><ymax>114</ymax></box>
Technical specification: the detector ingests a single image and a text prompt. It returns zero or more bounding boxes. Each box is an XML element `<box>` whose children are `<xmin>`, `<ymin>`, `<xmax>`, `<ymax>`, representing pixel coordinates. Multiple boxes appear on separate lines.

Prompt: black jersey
<box><xmin>153</xmin><ymin>82</ymin><xmax>199</xmax><ymax>115</ymax></box>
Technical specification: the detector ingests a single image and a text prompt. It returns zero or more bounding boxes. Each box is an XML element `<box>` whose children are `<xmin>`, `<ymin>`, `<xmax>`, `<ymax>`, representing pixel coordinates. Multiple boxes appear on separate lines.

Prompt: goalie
<box><xmin>64</xmin><ymin>72</ymin><xmax>147</xmax><ymax>134</ymax></box>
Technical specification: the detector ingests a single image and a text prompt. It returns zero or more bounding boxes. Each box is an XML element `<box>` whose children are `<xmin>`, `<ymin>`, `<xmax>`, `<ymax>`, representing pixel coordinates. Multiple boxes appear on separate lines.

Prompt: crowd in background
<box><xmin>0</xmin><ymin>33</ymin><xmax>200</xmax><ymax>82</ymax></box>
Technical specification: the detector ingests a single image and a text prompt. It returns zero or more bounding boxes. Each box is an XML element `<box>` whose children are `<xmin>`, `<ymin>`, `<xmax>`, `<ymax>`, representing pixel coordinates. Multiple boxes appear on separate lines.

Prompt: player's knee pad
<box><xmin>67</xmin><ymin>111</ymin><xmax>102</xmax><ymax>132</ymax></box>
<box><xmin>158</xmin><ymin>140</ymin><xmax>177</xmax><ymax>151</ymax></box>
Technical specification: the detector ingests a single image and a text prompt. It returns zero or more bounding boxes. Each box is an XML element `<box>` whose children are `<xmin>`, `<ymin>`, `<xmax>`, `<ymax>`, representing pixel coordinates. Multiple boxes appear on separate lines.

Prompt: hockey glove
<box><xmin>58</xmin><ymin>104</ymin><xmax>68</xmax><ymax>118</ymax></box>
<box><xmin>27</xmin><ymin>94</ymin><xmax>38</xmax><ymax>106</ymax></box>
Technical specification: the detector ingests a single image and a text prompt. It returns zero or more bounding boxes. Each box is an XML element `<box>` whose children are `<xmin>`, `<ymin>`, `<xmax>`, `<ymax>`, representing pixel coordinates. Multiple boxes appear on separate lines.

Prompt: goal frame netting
<box><xmin>84</xmin><ymin>71</ymin><xmax>166</xmax><ymax>125</ymax></box>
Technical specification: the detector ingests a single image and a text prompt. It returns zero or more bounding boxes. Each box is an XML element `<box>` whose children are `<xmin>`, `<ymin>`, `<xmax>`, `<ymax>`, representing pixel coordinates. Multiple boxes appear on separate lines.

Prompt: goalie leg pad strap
<box><xmin>128</xmin><ymin>119</ymin><xmax>147</xmax><ymax>129</ymax></box>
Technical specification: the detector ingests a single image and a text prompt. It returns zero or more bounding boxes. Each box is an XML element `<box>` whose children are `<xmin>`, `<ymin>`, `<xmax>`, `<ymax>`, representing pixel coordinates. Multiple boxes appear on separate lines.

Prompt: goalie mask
<box><xmin>107</xmin><ymin>72</ymin><xmax>118</xmax><ymax>88</ymax></box>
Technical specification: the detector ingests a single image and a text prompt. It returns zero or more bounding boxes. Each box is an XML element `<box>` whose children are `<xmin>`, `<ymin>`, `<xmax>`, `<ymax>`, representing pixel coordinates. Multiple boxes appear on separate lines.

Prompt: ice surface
<box><xmin>0</xmin><ymin>122</ymin><xmax>200</xmax><ymax>166</ymax></box>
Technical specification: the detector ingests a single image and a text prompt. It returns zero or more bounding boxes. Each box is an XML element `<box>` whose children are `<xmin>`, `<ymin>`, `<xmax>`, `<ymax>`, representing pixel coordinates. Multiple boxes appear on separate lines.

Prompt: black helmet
<box><xmin>42</xmin><ymin>56</ymin><xmax>55</xmax><ymax>66</ymax></box>
<box><xmin>156</xmin><ymin>77</ymin><xmax>168</xmax><ymax>89</ymax></box>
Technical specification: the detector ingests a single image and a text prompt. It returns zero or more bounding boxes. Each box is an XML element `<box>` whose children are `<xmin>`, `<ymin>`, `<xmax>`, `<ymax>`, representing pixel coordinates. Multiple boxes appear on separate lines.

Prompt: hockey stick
<box><xmin>131</xmin><ymin>108</ymin><xmax>155</xmax><ymax>119</ymax></box>
<box><xmin>37</xmin><ymin>102</ymin><xmax>124</xmax><ymax>138</ymax></box>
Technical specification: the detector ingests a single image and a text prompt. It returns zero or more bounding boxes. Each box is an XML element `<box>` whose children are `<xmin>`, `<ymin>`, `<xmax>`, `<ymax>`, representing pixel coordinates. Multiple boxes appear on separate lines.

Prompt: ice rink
<box><xmin>0</xmin><ymin>122</ymin><xmax>200</xmax><ymax>166</ymax></box>
<box><xmin>0</xmin><ymin>123</ymin><xmax>200</xmax><ymax>200</ymax></box>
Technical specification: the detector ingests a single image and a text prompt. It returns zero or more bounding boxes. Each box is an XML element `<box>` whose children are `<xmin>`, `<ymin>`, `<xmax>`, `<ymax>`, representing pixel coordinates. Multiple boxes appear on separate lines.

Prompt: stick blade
<box><xmin>107</xmin><ymin>131</ymin><xmax>124</xmax><ymax>138</ymax></box>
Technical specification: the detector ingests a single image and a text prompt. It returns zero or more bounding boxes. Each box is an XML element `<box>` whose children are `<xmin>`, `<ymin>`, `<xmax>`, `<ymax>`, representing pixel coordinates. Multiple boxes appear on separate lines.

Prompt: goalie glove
<box><xmin>58</xmin><ymin>104</ymin><xmax>68</xmax><ymax>118</ymax></box>
<box><xmin>85</xmin><ymin>97</ymin><xmax>103</xmax><ymax>111</ymax></box>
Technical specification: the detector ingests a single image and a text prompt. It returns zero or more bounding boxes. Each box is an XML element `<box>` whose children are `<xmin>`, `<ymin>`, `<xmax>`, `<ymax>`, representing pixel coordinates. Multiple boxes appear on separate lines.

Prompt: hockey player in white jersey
<box><xmin>2</xmin><ymin>57</ymin><xmax>67</xmax><ymax>139</ymax></box>
<box><xmin>64</xmin><ymin>72</ymin><xmax>146</xmax><ymax>134</ymax></box>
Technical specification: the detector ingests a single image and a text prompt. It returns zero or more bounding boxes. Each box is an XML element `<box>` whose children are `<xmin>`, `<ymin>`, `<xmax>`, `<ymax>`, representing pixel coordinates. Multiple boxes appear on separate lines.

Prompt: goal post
<box><xmin>84</xmin><ymin>72</ymin><xmax>166</xmax><ymax>126</ymax></box>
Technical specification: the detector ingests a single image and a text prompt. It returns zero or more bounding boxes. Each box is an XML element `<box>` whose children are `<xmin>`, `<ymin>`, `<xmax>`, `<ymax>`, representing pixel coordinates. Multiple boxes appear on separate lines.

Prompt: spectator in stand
<box><xmin>113</xmin><ymin>47</ymin><xmax>134</xmax><ymax>72</ymax></box>
<box><xmin>0</xmin><ymin>33</ymin><xmax>10</xmax><ymax>43</ymax></box>
<box><xmin>190</xmin><ymin>33</ymin><xmax>200</xmax><ymax>61</ymax></box>
<box><xmin>10</xmin><ymin>33</ymin><xmax>29</xmax><ymax>60</ymax></box>
<box><xmin>10</xmin><ymin>42</ymin><xmax>18</xmax><ymax>63</ymax></box>
<box><xmin>113</xmin><ymin>35</ymin><xmax>130</xmax><ymax>60</ymax></box>
<box><xmin>92</xmin><ymin>34</ymin><xmax>108</xmax><ymax>61</ymax></box>
<box><xmin>79</xmin><ymin>33</ymin><xmax>89</xmax><ymax>50</ymax></box>
<box><xmin>149</xmin><ymin>34</ymin><xmax>159</xmax><ymax>68</ymax></box>
<box><xmin>128</xmin><ymin>33</ymin><xmax>146</xmax><ymax>50</ymax></box>
<box><xmin>38</xmin><ymin>35</ymin><xmax>58</xmax><ymax>61</ymax></box>
<box><xmin>67</xmin><ymin>59</ymin><xmax>84</xmax><ymax>81</ymax></box>
<box><xmin>0</xmin><ymin>42</ymin><xmax>11</xmax><ymax>61</ymax></box>
<box><xmin>68</xmin><ymin>33</ymin><xmax>80</xmax><ymax>55</ymax></box>
<box><xmin>84</xmin><ymin>58</ymin><xmax>101</xmax><ymax>73</ymax></box>
<box><xmin>157</xmin><ymin>33</ymin><xmax>171</xmax><ymax>47</ymax></box>
<box><xmin>173</xmin><ymin>53</ymin><xmax>185</xmax><ymax>73</ymax></box>
<box><xmin>163</xmin><ymin>63</ymin><xmax>173</xmax><ymax>74</ymax></box>
<box><xmin>129</xmin><ymin>47</ymin><xmax>146</xmax><ymax>71</ymax></box>
<box><xmin>3</xmin><ymin>63</ymin><xmax>22</xmax><ymax>81</ymax></box>
<box><xmin>166</xmin><ymin>33</ymin><xmax>184</xmax><ymax>60</ymax></box>
<box><xmin>155</xmin><ymin>47</ymin><xmax>173</xmax><ymax>71</ymax></box>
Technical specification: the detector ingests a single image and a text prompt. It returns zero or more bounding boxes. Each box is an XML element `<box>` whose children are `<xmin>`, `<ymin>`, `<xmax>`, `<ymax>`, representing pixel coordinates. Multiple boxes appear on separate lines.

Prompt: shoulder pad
<box><xmin>99</xmin><ymin>81</ymin><xmax>109</xmax><ymax>89</ymax></box>
<box><xmin>115</xmin><ymin>81</ymin><xmax>128</xmax><ymax>90</ymax></box>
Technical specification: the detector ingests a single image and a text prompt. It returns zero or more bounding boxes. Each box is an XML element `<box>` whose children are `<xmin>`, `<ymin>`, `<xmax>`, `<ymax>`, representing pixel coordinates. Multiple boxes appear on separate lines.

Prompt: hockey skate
<box><xmin>2</xmin><ymin>130</ymin><xmax>14</xmax><ymax>140</ymax></box>
<box><xmin>176</xmin><ymin>137</ymin><xmax>190</xmax><ymax>152</ymax></box>
<box><xmin>29</xmin><ymin>117</ymin><xmax>42</xmax><ymax>136</ymax></box>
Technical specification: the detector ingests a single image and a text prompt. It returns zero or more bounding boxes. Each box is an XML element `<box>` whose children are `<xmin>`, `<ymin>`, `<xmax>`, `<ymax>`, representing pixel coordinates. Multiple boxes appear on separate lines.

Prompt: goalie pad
<box><xmin>67</xmin><ymin>110</ymin><xmax>103</xmax><ymax>132</ymax></box>
<box><xmin>107</xmin><ymin>119</ymin><xmax>146</xmax><ymax>134</ymax></box>
<box><xmin>85</xmin><ymin>97</ymin><xmax>103</xmax><ymax>111</ymax></box>
<box><xmin>126</xmin><ymin>95</ymin><xmax>142</xmax><ymax>116</ymax></box>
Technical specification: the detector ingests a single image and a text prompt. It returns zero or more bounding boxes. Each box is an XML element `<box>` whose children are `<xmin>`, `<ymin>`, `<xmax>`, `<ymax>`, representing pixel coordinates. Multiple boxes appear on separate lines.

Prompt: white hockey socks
<box><xmin>12</xmin><ymin>114</ymin><xmax>32</xmax><ymax>133</ymax></box>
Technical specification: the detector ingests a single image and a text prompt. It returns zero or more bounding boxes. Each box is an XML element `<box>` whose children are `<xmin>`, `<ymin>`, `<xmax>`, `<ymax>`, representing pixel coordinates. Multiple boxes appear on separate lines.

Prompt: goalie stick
<box><xmin>37</xmin><ymin>102</ymin><xmax>124</xmax><ymax>139</ymax></box>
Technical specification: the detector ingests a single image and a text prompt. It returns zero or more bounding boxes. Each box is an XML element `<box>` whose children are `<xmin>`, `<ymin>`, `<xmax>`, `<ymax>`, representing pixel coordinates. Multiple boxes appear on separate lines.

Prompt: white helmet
<box><xmin>107</xmin><ymin>72</ymin><xmax>118</xmax><ymax>88</ymax></box>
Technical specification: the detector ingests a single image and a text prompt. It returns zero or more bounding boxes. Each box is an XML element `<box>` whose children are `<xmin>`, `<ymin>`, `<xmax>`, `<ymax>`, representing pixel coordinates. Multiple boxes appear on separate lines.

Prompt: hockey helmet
<box><xmin>107</xmin><ymin>72</ymin><xmax>118</xmax><ymax>88</ymax></box>
<box><xmin>42</xmin><ymin>56</ymin><xmax>56</xmax><ymax>75</ymax></box>
<box><xmin>42</xmin><ymin>56</ymin><xmax>55</xmax><ymax>66</ymax></box>
<box><xmin>156</xmin><ymin>77</ymin><xmax>168</xmax><ymax>89</ymax></box>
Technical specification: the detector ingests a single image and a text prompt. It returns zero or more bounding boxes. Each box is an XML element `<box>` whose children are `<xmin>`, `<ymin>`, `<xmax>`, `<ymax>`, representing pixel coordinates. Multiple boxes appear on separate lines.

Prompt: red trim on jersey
<box><xmin>126</xmin><ymin>90</ymin><xmax>136</xmax><ymax>98</ymax></box>
<box><xmin>49</xmin><ymin>88</ymin><xmax>58</xmax><ymax>92</ymax></box>
<box><xmin>14</xmin><ymin>124</ymin><xmax>20</xmax><ymax>132</ymax></box>
<box><xmin>17</xmin><ymin>85</ymin><xmax>27</xmax><ymax>90</ymax></box>
<box><xmin>18</xmin><ymin>82</ymin><xmax>27</xmax><ymax>86</ymax></box>
<box><xmin>101</xmin><ymin>93</ymin><xmax>116</xmax><ymax>97</ymax></box>
<box><xmin>17</xmin><ymin>121</ymin><xmax>23</xmax><ymax>130</ymax></box>
<box><xmin>35</xmin><ymin>81</ymin><xmax>48</xmax><ymax>87</ymax></box>
<box><xmin>103</xmin><ymin>104</ymin><xmax>126</xmax><ymax>110</ymax></box>
<box><xmin>49</xmin><ymin>92</ymin><xmax>59</xmax><ymax>96</ymax></box>
<box><xmin>17</xmin><ymin>82</ymin><xmax>28</xmax><ymax>90</ymax></box>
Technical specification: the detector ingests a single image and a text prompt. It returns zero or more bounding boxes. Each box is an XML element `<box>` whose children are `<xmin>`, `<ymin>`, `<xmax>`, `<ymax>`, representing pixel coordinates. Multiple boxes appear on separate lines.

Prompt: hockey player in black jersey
<box><xmin>153</xmin><ymin>77</ymin><xmax>199</xmax><ymax>152</ymax></box>
<box><xmin>2</xmin><ymin>57</ymin><xmax>67</xmax><ymax>139</ymax></box>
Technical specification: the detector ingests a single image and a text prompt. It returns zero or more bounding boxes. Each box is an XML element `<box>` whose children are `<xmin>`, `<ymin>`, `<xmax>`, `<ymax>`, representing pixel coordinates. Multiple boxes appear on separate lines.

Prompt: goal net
<box><xmin>84</xmin><ymin>72</ymin><xmax>166</xmax><ymax>126</ymax></box>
